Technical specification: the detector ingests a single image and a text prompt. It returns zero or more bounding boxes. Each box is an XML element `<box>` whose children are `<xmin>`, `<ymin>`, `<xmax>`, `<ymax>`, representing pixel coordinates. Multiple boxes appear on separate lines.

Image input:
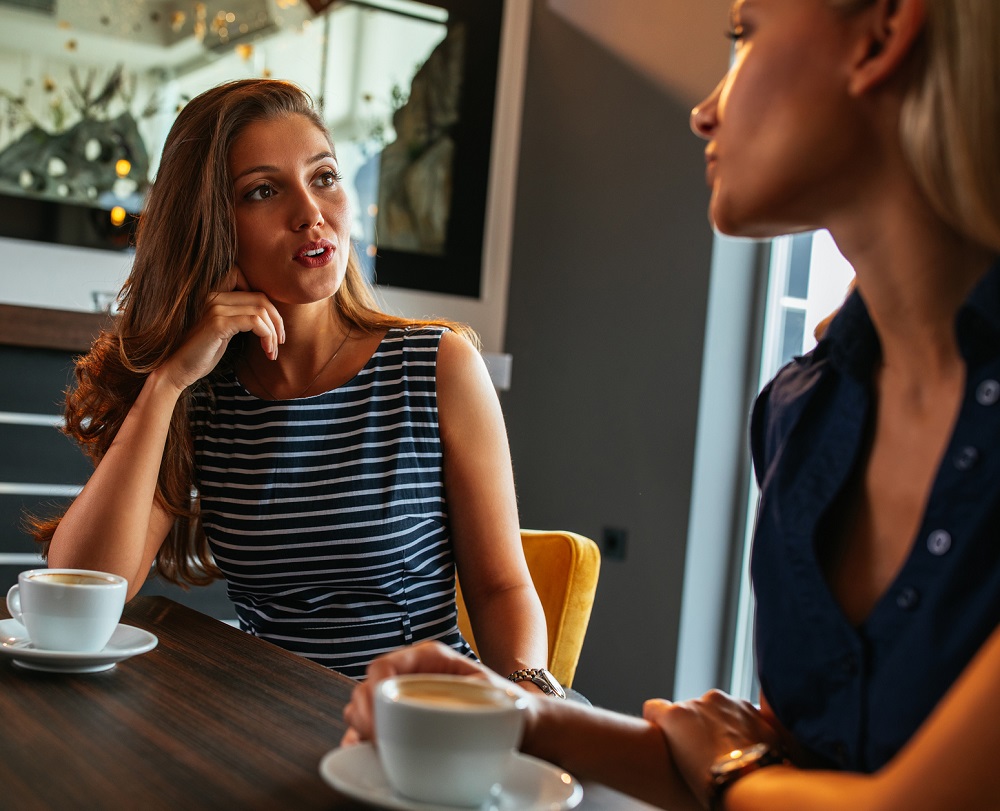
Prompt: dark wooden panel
<box><xmin>0</xmin><ymin>564</ymin><xmax>42</xmax><ymax>595</ymax></box>
<box><xmin>0</xmin><ymin>345</ymin><xmax>77</xmax><ymax>413</ymax></box>
<box><xmin>0</xmin><ymin>493</ymin><xmax>71</xmax><ymax>554</ymax></box>
<box><xmin>0</xmin><ymin>303</ymin><xmax>108</xmax><ymax>353</ymax></box>
<box><xmin>0</xmin><ymin>423</ymin><xmax>92</xmax><ymax>483</ymax></box>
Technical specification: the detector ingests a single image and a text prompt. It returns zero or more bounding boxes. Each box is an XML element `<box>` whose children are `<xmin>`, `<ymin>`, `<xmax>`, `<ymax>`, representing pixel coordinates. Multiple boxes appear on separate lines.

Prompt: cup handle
<box><xmin>6</xmin><ymin>583</ymin><xmax>22</xmax><ymax>623</ymax></box>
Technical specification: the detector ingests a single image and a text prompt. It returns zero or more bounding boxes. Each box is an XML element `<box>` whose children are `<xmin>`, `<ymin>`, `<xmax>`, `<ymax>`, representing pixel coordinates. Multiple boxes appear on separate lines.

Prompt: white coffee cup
<box><xmin>6</xmin><ymin>568</ymin><xmax>128</xmax><ymax>652</ymax></box>
<box><xmin>374</xmin><ymin>673</ymin><xmax>527</xmax><ymax>807</ymax></box>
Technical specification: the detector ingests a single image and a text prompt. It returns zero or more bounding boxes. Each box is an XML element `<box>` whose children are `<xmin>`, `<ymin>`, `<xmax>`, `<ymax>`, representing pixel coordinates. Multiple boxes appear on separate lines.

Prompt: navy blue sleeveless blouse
<box><xmin>749</xmin><ymin>260</ymin><xmax>1000</xmax><ymax>771</ymax></box>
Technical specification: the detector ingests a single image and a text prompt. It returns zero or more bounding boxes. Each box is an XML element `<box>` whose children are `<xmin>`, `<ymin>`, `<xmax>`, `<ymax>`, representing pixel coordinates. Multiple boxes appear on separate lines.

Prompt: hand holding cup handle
<box><xmin>374</xmin><ymin>673</ymin><xmax>528</xmax><ymax>806</ymax></box>
<box><xmin>342</xmin><ymin>640</ymin><xmax>510</xmax><ymax>746</ymax></box>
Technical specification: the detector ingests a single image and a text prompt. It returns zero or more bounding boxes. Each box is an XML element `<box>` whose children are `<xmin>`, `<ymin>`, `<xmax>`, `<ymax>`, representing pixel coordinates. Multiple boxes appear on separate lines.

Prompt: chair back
<box><xmin>455</xmin><ymin>529</ymin><xmax>600</xmax><ymax>688</ymax></box>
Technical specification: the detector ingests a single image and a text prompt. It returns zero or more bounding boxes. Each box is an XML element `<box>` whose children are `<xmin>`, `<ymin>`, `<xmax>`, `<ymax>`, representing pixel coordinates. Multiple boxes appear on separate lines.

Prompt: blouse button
<box><xmin>954</xmin><ymin>446</ymin><xmax>980</xmax><ymax>470</ymax></box>
<box><xmin>976</xmin><ymin>379</ymin><xmax>1000</xmax><ymax>405</ymax></box>
<box><xmin>927</xmin><ymin>530</ymin><xmax>952</xmax><ymax>556</ymax></box>
<box><xmin>896</xmin><ymin>586</ymin><xmax>920</xmax><ymax>610</ymax></box>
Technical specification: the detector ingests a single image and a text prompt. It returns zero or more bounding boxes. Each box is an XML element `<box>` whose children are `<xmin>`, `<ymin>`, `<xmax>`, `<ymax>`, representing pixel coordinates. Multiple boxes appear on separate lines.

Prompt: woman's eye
<box><xmin>725</xmin><ymin>24</ymin><xmax>746</xmax><ymax>42</ymax></box>
<box><xmin>317</xmin><ymin>170</ymin><xmax>343</xmax><ymax>188</ymax></box>
<box><xmin>245</xmin><ymin>183</ymin><xmax>274</xmax><ymax>201</ymax></box>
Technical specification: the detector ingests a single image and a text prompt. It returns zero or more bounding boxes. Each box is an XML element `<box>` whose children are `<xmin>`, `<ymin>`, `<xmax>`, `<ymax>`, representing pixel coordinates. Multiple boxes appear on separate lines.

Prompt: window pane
<box><xmin>779</xmin><ymin>308</ymin><xmax>806</xmax><ymax>365</ymax></box>
<box><xmin>785</xmin><ymin>233</ymin><xmax>812</xmax><ymax>300</ymax></box>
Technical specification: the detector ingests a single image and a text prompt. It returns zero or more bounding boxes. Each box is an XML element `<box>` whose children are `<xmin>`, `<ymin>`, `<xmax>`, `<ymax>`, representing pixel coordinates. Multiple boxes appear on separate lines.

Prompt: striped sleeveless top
<box><xmin>190</xmin><ymin>326</ymin><xmax>473</xmax><ymax>678</ymax></box>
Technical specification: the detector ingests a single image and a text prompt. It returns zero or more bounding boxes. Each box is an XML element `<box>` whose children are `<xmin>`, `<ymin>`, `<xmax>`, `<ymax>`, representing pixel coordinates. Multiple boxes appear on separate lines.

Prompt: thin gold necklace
<box><xmin>245</xmin><ymin>326</ymin><xmax>351</xmax><ymax>400</ymax></box>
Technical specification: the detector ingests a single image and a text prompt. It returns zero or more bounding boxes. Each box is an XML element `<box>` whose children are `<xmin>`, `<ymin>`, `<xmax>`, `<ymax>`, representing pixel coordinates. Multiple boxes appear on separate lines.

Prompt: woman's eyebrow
<box><xmin>232</xmin><ymin>153</ymin><xmax>336</xmax><ymax>183</ymax></box>
<box><xmin>311</xmin><ymin>151</ymin><xmax>336</xmax><ymax>163</ymax></box>
<box><xmin>233</xmin><ymin>164</ymin><xmax>278</xmax><ymax>182</ymax></box>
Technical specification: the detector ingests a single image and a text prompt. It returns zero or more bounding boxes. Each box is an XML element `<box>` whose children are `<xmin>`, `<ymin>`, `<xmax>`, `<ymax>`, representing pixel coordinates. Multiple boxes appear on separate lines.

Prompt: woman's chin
<box><xmin>710</xmin><ymin>207</ymin><xmax>817</xmax><ymax>242</ymax></box>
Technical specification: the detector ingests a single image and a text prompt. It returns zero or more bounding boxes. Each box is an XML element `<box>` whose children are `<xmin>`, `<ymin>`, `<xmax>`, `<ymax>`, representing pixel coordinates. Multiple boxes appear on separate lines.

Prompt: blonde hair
<box><xmin>831</xmin><ymin>0</ymin><xmax>1000</xmax><ymax>251</ymax></box>
<box><xmin>899</xmin><ymin>1</ymin><xmax>1000</xmax><ymax>251</ymax></box>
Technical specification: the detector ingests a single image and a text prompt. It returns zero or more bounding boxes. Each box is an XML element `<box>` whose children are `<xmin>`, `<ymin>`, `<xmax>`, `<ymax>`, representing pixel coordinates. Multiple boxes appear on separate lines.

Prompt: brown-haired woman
<box><xmin>38</xmin><ymin>79</ymin><xmax>548</xmax><ymax>683</ymax></box>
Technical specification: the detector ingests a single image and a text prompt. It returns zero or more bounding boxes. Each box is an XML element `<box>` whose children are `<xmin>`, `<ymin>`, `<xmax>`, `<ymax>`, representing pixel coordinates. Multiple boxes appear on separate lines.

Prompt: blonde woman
<box><xmin>344</xmin><ymin>1</ymin><xmax>1000</xmax><ymax>807</ymax></box>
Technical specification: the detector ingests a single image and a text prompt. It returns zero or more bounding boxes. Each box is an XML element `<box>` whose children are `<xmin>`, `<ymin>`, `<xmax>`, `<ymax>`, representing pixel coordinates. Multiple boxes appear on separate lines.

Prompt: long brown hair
<box><xmin>32</xmin><ymin>79</ymin><xmax>478</xmax><ymax>586</ymax></box>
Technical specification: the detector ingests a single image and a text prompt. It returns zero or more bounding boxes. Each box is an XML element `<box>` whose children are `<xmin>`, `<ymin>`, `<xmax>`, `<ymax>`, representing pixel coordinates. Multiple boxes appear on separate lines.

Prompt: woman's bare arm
<box><xmin>435</xmin><ymin>331</ymin><xmax>548</xmax><ymax>679</ymax></box>
<box><xmin>48</xmin><ymin>282</ymin><xmax>283</xmax><ymax>600</ymax></box>
<box><xmin>48</xmin><ymin>368</ymin><xmax>187</xmax><ymax>597</ymax></box>
<box><xmin>343</xmin><ymin>640</ymin><xmax>700</xmax><ymax>810</ymax></box>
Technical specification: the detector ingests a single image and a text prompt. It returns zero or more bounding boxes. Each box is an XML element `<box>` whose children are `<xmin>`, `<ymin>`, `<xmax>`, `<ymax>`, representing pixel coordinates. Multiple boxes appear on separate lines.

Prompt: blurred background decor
<box><xmin>0</xmin><ymin>0</ymin><xmax>504</xmax><ymax>296</ymax></box>
<box><xmin>0</xmin><ymin>64</ymin><xmax>154</xmax><ymax>212</ymax></box>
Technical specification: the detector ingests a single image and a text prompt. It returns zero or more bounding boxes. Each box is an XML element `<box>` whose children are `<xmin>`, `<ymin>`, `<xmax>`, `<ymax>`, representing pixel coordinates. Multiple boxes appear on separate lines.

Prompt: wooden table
<box><xmin>0</xmin><ymin>597</ymin><xmax>657</xmax><ymax>810</ymax></box>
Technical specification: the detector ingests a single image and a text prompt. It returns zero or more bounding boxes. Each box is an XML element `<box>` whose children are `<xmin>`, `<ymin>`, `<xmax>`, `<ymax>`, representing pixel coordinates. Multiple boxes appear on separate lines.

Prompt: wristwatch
<box><xmin>507</xmin><ymin>667</ymin><xmax>567</xmax><ymax>699</ymax></box>
<box><xmin>709</xmin><ymin>742</ymin><xmax>787</xmax><ymax>810</ymax></box>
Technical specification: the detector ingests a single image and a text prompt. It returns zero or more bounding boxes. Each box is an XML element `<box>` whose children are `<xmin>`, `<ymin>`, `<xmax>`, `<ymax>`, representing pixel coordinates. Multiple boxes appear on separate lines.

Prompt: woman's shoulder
<box><xmin>397</xmin><ymin>324</ymin><xmax>451</xmax><ymax>340</ymax></box>
<box><xmin>386</xmin><ymin>324</ymin><xmax>454</xmax><ymax>354</ymax></box>
<box><xmin>378</xmin><ymin>325</ymin><xmax>479</xmax><ymax>371</ymax></box>
<box><xmin>749</xmin><ymin>350</ymin><xmax>831</xmax><ymax>479</ymax></box>
<box><xmin>759</xmin><ymin>351</ymin><xmax>827</xmax><ymax>413</ymax></box>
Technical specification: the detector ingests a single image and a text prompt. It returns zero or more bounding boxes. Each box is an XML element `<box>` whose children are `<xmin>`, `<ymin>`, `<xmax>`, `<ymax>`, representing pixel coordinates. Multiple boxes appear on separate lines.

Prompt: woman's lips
<box><xmin>704</xmin><ymin>150</ymin><xmax>717</xmax><ymax>185</ymax></box>
<box><xmin>293</xmin><ymin>239</ymin><xmax>335</xmax><ymax>268</ymax></box>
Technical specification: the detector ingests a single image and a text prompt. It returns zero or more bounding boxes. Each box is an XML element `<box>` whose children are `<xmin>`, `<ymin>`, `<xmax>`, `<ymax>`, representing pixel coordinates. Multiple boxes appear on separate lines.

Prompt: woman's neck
<box><xmin>241</xmin><ymin>299</ymin><xmax>351</xmax><ymax>399</ymax></box>
<box><xmin>830</xmin><ymin>188</ymin><xmax>994</xmax><ymax>387</ymax></box>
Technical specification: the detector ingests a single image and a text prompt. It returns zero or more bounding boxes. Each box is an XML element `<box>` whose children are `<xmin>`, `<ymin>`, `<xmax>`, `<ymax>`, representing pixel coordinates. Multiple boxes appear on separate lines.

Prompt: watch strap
<box><xmin>506</xmin><ymin>667</ymin><xmax>567</xmax><ymax>699</ymax></box>
<box><xmin>709</xmin><ymin>743</ymin><xmax>787</xmax><ymax>811</ymax></box>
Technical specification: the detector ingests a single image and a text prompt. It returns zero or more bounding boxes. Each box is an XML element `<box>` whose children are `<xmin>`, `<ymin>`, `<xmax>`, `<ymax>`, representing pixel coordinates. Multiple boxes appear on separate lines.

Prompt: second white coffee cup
<box><xmin>6</xmin><ymin>568</ymin><xmax>128</xmax><ymax>652</ymax></box>
<box><xmin>374</xmin><ymin>673</ymin><xmax>527</xmax><ymax>807</ymax></box>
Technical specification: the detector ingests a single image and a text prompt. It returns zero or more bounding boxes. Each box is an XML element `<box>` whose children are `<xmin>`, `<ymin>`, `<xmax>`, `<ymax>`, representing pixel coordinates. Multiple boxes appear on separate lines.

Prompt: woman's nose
<box><xmin>690</xmin><ymin>81</ymin><xmax>721</xmax><ymax>139</ymax></box>
<box><xmin>293</xmin><ymin>189</ymin><xmax>324</xmax><ymax>230</ymax></box>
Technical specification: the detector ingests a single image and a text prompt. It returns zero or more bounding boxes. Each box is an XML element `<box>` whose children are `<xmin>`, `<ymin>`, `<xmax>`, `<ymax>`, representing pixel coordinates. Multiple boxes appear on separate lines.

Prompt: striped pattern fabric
<box><xmin>190</xmin><ymin>326</ymin><xmax>473</xmax><ymax>678</ymax></box>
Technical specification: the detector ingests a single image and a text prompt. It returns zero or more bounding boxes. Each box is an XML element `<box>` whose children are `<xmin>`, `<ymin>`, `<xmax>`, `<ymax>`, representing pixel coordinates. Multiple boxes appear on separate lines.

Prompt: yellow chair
<box><xmin>455</xmin><ymin>529</ymin><xmax>601</xmax><ymax>688</ymax></box>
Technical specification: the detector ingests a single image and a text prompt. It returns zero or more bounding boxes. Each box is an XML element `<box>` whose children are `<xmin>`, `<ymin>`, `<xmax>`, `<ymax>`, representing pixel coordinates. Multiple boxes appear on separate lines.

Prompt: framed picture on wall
<box><xmin>0</xmin><ymin>0</ymin><xmax>505</xmax><ymax>298</ymax></box>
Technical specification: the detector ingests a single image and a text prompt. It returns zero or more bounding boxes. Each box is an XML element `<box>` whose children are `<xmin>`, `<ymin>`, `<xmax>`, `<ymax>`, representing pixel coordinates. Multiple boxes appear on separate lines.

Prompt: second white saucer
<box><xmin>319</xmin><ymin>742</ymin><xmax>583</xmax><ymax>811</ymax></box>
<box><xmin>0</xmin><ymin>620</ymin><xmax>158</xmax><ymax>673</ymax></box>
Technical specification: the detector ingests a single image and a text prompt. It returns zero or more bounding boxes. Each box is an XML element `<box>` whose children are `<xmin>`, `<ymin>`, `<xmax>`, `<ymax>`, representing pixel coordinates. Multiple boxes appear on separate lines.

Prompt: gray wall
<box><xmin>501</xmin><ymin>3</ymin><xmax>716</xmax><ymax>713</ymax></box>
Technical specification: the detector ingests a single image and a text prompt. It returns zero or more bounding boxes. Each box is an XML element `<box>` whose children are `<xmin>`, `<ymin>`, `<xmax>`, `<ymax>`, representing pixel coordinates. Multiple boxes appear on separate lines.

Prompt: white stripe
<box><xmin>0</xmin><ymin>411</ymin><xmax>63</xmax><ymax>428</ymax></box>
<box><xmin>0</xmin><ymin>483</ymin><xmax>82</xmax><ymax>497</ymax></box>
<box><xmin>0</xmin><ymin>552</ymin><xmax>45</xmax><ymax>566</ymax></box>
<box><xmin>203</xmin><ymin>475</ymin><xmax>441</xmax><ymax>503</ymax></box>
<box><xmin>198</xmin><ymin>422</ymin><xmax>439</xmax><ymax>450</ymax></box>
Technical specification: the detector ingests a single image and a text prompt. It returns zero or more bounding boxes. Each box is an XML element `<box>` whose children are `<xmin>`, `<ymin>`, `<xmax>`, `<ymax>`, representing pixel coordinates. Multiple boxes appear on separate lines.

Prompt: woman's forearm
<box><xmin>469</xmin><ymin>582</ymin><xmax>549</xmax><ymax>678</ymax></box>
<box><xmin>48</xmin><ymin>368</ymin><xmax>183</xmax><ymax>597</ymax></box>
<box><xmin>522</xmin><ymin>698</ymin><xmax>700</xmax><ymax>810</ymax></box>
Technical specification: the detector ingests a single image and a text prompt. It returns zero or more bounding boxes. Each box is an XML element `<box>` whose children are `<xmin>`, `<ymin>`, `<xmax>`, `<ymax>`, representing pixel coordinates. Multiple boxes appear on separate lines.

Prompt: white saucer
<box><xmin>319</xmin><ymin>743</ymin><xmax>582</xmax><ymax>811</ymax></box>
<box><xmin>0</xmin><ymin>619</ymin><xmax>158</xmax><ymax>673</ymax></box>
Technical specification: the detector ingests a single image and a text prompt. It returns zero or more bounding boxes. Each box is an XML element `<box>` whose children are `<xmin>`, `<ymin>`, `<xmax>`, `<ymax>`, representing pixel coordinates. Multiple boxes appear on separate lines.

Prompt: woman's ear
<box><xmin>848</xmin><ymin>0</ymin><xmax>927</xmax><ymax>96</ymax></box>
